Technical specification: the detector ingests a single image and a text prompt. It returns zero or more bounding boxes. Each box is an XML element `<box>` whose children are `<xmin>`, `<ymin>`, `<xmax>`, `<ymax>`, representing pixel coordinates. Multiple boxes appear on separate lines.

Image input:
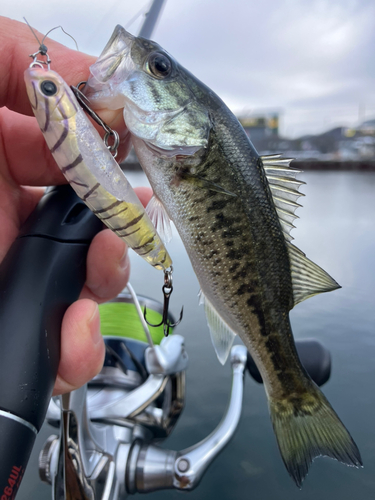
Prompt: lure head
<box><xmin>84</xmin><ymin>25</ymin><xmax>210</xmax><ymax>157</ymax></box>
<box><xmin>24</xmin><ymin>66</ymin><xmax>78</xmax><ymax>123</ymax></box>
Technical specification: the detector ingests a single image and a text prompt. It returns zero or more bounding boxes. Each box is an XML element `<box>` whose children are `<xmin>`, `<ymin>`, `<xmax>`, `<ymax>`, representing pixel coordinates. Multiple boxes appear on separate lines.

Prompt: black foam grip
<box><xmin>0</xmin><ymin>185</ymin><xmax>102</xmax><ymax>497</ymax></box>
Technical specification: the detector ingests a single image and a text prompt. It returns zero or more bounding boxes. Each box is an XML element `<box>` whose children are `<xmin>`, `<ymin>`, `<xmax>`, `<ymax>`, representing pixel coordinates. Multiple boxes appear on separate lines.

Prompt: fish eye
<box><xmin>40</xmin><ymin>80</ymin><xmax>58</xmax><ymax>96</ymax></box>
<box><xmin>147</xmin><ymin>52</ymin><xmax>172</xmax><ymax>79</ymax></box>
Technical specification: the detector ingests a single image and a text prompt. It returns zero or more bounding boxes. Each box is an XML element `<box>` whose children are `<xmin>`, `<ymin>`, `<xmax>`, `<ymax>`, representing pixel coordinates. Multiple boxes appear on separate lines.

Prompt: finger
<box><xmin>53</xmin><ymin>299</ymin><xmax>104</xmax><ymax>395</ymax></box>
<box><xmin>0</xmin><ymin>16</ymin><xmax>96</xmax><ymax>115</ymax></box>
<box><xmin>0</xmin><ymin>107</ymin><xmax>131</xmax><ymax>186</ymax></box>
<box><xmin>80</xmin><ymin>228</ymin><xmax>130</xmax><ymax>302</ymax></box>
<box><xmin>134</xmin><ymin>186</ymin><xmax>153</xmax><ymax>207</ymax></box>
<box><xmin>54</xmin><ymin>187</ymin><xmax>152</xmax><ymax>395</ymax></box>
<box><xmin>0</xmin><ymin>107</ymin><xmax>65</xmax><ymax>186</ymax></box>
<box><xmin>1</xmin><ymin>81</ymin><xmax>131</xmax><ymax>186</ymax></box>
<box><xmin>0</xmin><ymin>18</ymin><xmax>131</xmax><ymax>185</ymax></box>
<box><xmin>0</xmin><ymin>184</ymin><xmax>45</xmax><ymax>262</ymax></box>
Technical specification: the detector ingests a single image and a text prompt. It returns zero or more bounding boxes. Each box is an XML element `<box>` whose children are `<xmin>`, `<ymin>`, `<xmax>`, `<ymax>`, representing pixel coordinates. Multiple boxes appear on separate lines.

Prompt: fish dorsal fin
<box><xmin>261</xmin><ymin>155</ymin><xmax>339</xmax><ymax>305</ymax></box>
<box><xmin>145</xmin><ymin>195</ymin><xmax>172</xmax><ymax>243</ymax></box>
<box><xmin>199</xmin><ymin>291</ymin><xmax>236</xmax><ymax>364</ymax></box>
<box><xmin>261</xmin><ymin>154</ymin><xmax>304</xmax><ymax>242</ymax></box>
<box><xmin>287</xmin><ymin>243</ymin><xmax>341</xmax><ymax>306</ymax></box>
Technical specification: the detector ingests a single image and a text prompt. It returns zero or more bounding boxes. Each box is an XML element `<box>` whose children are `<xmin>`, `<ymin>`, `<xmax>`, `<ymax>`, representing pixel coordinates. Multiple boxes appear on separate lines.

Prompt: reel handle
<box><xmin>0</xmin><ymin>185</ymin><xmax>102</xmax><ymax>497</ymax></box>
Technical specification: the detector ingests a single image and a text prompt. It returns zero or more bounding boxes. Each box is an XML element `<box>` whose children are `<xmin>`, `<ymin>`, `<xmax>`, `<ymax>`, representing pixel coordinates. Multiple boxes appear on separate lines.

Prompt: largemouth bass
<box><xmin>84</xmin><ymin>26</ymin><xmax>361</xmax><ymax>486</ymax></box>
<box><xmin>24</xmin><ymin>65</ymin><xmax>171</xmax><ymax>270</ymax></box>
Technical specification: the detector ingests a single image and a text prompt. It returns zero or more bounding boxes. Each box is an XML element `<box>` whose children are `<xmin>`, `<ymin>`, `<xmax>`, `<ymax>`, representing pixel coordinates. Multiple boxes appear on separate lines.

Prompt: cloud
<box><xmin>4</xmin><ymin>0</ymin><xmax>375</xmax><ymax>137</ymax></box>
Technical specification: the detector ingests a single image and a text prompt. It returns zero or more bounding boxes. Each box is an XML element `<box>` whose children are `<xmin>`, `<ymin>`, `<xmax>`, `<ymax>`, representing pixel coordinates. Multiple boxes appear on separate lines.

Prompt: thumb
<box><xmin>53</xmin><ymin>299</ymin><xmax>105</xmax><ymax>395</ymax></box>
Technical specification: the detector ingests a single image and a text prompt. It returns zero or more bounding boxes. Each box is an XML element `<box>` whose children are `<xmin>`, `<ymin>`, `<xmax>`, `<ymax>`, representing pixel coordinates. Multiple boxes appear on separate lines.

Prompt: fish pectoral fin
<box><xmin>288</xmin><ymin>243</ymin><xmax>341</xmax><ymax>307</ymax></box>
<box><xmin>180</xmin><ymin>172</ymin><xmax>237</xmax><ymax>197</ymax></box>
<box><xmin>199</xmin><ymin>291</ymin><xmax>237</xmax><ymax>364</ymax></box>
<box><xmin>145</xmin><ymin>195</ymin><xmax>172</xmax><ymax>243</ymax></box>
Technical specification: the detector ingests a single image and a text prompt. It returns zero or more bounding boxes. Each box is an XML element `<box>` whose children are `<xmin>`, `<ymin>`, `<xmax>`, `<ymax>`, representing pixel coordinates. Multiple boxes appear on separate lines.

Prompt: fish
<box><xmin>24</xmin><ymin>65</ymin><xmax>171</xmax><ymax>271</ymax></box>
<box><xmin>83</xmin><ymin>25</ymin><xmax>362</xmax><ymax>486</ymax></box>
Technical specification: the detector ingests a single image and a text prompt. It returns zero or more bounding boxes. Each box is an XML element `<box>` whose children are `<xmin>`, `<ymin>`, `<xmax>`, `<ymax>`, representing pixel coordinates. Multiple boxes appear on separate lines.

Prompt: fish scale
<box><xmin>84</xmin><ymin>24</ymin><xmax>362</xmax><ymax>487</ymax></box>
<box><xmin>168</xmin><ymin>146</ymin><xmax>293</xmax><ymax>371</ymax></box>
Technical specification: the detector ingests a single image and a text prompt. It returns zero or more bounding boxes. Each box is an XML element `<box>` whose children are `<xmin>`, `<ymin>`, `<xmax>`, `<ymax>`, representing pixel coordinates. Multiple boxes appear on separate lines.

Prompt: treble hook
<box><xmin>144</xmin><ymin>266</ymin><xmax>184</xmax><ymax>336</ymax></box>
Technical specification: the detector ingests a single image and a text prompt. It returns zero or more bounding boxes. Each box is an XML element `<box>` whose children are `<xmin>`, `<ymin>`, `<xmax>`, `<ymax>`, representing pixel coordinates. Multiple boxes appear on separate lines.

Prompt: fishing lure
<box><xmin>24</xmin><ymin>48</ymin><xmax>172</xmax><ymax>272</ymax></box>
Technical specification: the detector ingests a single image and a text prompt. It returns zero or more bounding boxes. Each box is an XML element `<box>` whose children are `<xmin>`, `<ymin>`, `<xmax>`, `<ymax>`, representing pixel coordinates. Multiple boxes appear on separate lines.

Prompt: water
<box><xmin>19</xmin><ymin>171</ymin><xmax>375</xmax><ymax>499</ymax></box>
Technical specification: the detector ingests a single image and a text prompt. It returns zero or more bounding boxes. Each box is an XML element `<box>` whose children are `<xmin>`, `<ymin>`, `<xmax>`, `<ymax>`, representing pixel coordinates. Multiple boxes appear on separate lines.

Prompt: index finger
<box><xmin>0</xmin><ymin>17</ymin><xmax>130</xmax><ymax>187</ymax></box>
<box><xmin>0</xmin><ymin>16</ymin><xmax>96</xmax><ymax>115</ymax></box>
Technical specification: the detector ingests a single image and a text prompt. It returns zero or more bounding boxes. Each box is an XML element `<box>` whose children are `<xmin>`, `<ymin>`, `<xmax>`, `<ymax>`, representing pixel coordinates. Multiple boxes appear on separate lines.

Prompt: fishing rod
<box><xmin>138</xmin><ymin>0</ymin><xmax>166</xmax><ymax>39</ymax></box>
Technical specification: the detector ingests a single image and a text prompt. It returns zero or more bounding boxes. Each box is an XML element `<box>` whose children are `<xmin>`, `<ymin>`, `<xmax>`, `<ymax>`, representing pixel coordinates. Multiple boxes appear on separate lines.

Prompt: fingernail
<box><xmin>89</xmin><ymin>303</ymin><xmax>102</xmax><ymax>345</ymax></box>
<box><xmin>119</xmin><ymin>246</ymin><xmax>129</xmax><ymax>271</ymax></box>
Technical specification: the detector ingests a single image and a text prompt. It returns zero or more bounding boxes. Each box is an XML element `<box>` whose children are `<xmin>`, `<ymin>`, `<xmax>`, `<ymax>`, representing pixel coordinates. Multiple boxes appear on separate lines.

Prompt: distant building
<box><xmin>121</xmin><ymin>115</ymin><xmax>375</xmax><ymax>170</ymax></box>
<box><xmin>235</xmin><ymin>115</ymin><xmax>375</xmax><ymax>162</ymax></box>
<box><xmin>351</xmin><ymin>119</ymin><xmax>375</xmax><ymax>136</ymax></box>
<box><xmin>237</xmin><ymin>113</ymin><xmax>279</xmax><ymax>141</ymax></box>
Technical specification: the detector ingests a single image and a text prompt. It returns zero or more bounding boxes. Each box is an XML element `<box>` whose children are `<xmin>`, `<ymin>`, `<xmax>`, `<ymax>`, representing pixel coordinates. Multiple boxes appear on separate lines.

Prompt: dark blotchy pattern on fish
<box><xmin>156</xmin><ymin>90</ymin><xmax>302</xmax><ymax>396</ymax></box>
<box><xmin>153</xmin><ymin>73</ymin><xmax>362</xmax><ymax>484</ymax></box>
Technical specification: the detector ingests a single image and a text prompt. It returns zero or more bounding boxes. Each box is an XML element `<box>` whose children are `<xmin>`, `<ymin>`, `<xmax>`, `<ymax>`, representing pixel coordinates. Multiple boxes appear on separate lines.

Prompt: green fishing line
<box><xmin>99</xmin><ymin>302</ymin><xmax>169</xmax><ymax>344</ymax></box>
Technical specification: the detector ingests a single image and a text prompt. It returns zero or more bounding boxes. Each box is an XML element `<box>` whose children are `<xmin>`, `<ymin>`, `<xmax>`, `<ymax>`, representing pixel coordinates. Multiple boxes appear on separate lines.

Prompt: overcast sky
<box><xmin>4</xmin><ymin>0</ymin><xmax>375</xmax><ymax>137</ymax></box>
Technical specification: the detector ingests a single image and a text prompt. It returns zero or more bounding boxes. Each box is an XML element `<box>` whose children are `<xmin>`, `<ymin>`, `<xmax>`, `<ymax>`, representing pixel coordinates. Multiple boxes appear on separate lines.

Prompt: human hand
<box><xmin>0</xmin><ymin>16</ymin><xmax>151</xmax><ymax>395</ymax></box>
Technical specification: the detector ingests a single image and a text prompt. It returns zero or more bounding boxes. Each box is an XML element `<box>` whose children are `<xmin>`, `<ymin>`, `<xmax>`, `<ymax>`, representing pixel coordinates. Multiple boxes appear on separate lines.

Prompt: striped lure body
<box><xmin>24</xmin><ymin>66</ymin><xmax>171</xmax><ymax>270</ymax></box>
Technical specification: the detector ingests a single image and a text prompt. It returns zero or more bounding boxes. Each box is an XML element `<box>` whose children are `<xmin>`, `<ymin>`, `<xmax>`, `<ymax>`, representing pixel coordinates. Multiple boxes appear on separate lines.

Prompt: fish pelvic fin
<box><xmin>146</xmin><ymin>195</ymin><xmax>172</xmax><ymax>244</ymax></box>
<box><xmin>199</xmin><ymin>291</ymin><xmax>236</xmax><ymax>364</ymax></box>
<box><xmin>269</xmin><ymin>384</ymin><xmax>362</xmax><ymax>488</ymax></box>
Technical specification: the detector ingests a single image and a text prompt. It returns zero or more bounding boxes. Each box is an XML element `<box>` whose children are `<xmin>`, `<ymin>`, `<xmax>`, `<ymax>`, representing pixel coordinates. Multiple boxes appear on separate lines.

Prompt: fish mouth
<box><xmin>83</xmin><ymin>25</ymin><xmax>136</xmax><ymax>110</ymax></box>
<box><xmin>82</xmin><ymin>25</ymin><xmax>136</xmax><ymax>161</ymax></box>
<box><xmin>95</xmin><ymin>107</ymin><xmax>126</xmax><ymax>132</ymax></box>
<box><xmin>83</xmin><ymin>25</ymin><xmax>158</xmax><ymax>159</ymax></box>
<box><xmin>83</xmin><ymin>25</ymin><xmax>208</xmax><ymax>160</ymax></box>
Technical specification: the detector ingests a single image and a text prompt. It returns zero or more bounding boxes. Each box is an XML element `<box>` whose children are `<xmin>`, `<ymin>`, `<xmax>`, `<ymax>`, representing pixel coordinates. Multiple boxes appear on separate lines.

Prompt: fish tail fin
<box><xmin>269</xmin><ymin>384</ymin><xmax>362</xmax><ymax>488</ymax></box>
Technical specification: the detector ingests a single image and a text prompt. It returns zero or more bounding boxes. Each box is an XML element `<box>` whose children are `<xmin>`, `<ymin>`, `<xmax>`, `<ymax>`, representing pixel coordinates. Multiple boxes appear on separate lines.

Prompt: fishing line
<box><xmin>23</xmin><ymin>17</ymin><xmax>79</xmax><ymax>52</ymax></box>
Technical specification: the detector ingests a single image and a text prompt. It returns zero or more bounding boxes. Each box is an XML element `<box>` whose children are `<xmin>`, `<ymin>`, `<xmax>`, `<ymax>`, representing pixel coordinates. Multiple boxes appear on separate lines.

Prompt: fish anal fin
<box><xmin>199</xmin><ymin>291</ymin><xmax>236</xmax><ymax>364</ymax></box>
<box><xmin>288</xmin><ymin>243</ymin><xmax>341</xmax><ymax>306</ymax></box>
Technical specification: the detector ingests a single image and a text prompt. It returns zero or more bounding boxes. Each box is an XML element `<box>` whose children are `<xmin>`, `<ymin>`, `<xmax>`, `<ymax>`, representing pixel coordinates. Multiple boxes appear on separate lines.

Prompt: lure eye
<box><xmin>41</xmin><ymin>80</ymin><xmax>58</xmax><ymax>96</ymax></box>
<box><xmin>147</xmin><ymin>52</ymin><xmax>172</xmax><ymax>79</ymax></box>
